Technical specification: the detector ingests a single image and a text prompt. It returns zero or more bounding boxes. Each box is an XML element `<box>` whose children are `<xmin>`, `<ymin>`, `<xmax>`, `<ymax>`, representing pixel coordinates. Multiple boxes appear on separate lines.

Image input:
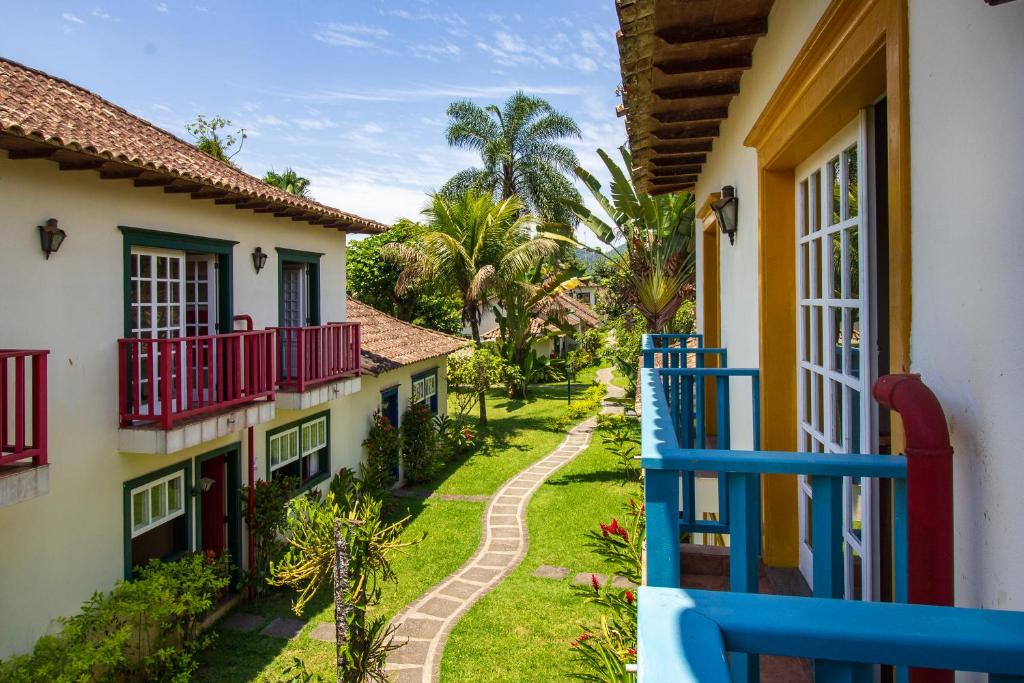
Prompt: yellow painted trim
<box><xmin>743</xmin><ymin>0</ymin><xmax>911</xmax><ymax>568</ymax></box>
<box><xmin>699</xmin><ymin>198</ymin><xmax>722</xmax><ymax>436</ymax></box>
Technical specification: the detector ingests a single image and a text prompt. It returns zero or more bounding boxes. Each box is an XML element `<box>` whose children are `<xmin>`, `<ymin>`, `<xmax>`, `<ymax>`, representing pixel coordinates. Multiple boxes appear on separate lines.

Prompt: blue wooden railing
<box><xmin>638</xmin><ymin>334</ymin><xmax>1024</xmax><ymax>682</ymax></box>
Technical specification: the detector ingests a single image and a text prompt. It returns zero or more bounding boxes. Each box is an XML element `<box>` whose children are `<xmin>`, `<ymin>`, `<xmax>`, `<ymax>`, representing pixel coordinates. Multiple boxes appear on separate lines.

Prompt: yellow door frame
<box><xmin>698</xmin><ymin>195</ymin><xmax>722</xmax><ymax>440</ymax></box>
<box><xmin>744</xmin><ymin>0</ymin><xmax>911</xmax><ymax>567</ymax></box>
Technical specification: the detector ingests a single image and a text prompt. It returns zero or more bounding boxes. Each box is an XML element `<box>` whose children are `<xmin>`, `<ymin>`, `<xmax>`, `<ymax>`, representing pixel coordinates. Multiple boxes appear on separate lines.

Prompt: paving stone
<box><xmin>612</xmin><ymin>576</ymin><xmax>637</xmax><ymax>589</ymax></box>
<box><xmin>309</xmin><ymin>621</ymin><xmax>336</xmax><ymax>642</ymax></box>
<box><xmin>462</xmin><ymin>566</ymin><xmax>502</xmax><ymax>583</ymax></box>
<box><xmin>439</xmin><ymin>580</ymin><xmax>482</xmax><ymax>600</ymax></box>
<box><xmin>418</xmin><ymin>596</ymin><xmax>461</xmax><ymax>619</ymax></box>
<box><xmin>387</xmin><ymin>667</ymin><xmax>426</xmax><ymax>683</ymax></box>
<box><xmin>495</xmin><ymin>496</ymin><xmax>522</xmax><ymax>506</ymax></box>
<box><xmin>533</xmin><ymin>565</ymin><xmax>569</xmax><ymax>580</ymax></box>
<box><xmin>574</xmin><ymin>572</ymin><xmax>609</xmax><ymax>587</ymax></box>
<box><xmin>491</xmin><ymin>504</ymin><xmax>517</xmax><ymax>515</ymax></box>
<box><xmin>394</xmin><ymin>617</ymin><xmax>444</xmax><ymax>639</ymax></box>
<box><xmin>487</xmin><ymin>539</ymin><xmax>520</xmax><ymax>552</ymax></box>
<box><xmin>260</xmin><ymin>617</ymin><xmax>306</xmax><ymax>639</ymax></box>
<box><xmin>387</xmin><ymin>638</ymin><xmax>431</xmax><ymax>665</ymax></box>
<box><xmin>489</xmin><ymin>514</ymin><xmax>517</xmax><ymax>525</ymax></box>
<box><xmin>219</xmin><ymin>611</ymin><xmax>264</xmax><ymax>633</ymax></box>
<box><xmin>478</xmin><ymin>551</ymin><xmax>514</xmax><ymax>567</ymax></box>
<box><xmin>491</xmin><ymin>526</ymin><xmax>519</xmax><ymax>539</ymax></box>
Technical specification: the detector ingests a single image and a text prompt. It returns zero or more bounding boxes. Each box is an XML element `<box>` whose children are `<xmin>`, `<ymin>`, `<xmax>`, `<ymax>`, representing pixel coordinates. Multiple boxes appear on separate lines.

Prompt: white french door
<box><xmin>130</xmin><ymin>248</ymin><xmax>186</xmax><ymax>411</ymax></box>
<box><xmin>185</xmin><ymin>255</ymin><xmax>218</xmax><ymax>403</ymax></box>
<box><xmin>282</xmin><ymin>264</ymin><xmax>308</xmax><ymax>328</ymax></box>
<box><xmin>795</xmin><ymin>112</ymin><xmax>879</xmax><ymax>601</ymax></box>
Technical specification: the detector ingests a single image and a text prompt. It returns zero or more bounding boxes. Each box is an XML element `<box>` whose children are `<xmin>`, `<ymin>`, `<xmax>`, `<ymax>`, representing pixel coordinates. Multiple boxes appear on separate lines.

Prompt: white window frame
<box><xmin>269</xmin><ymin>414</ymin><xmax>329</xmax><ymax>485</ymax></box>
<box><xmin>130</xmin><ymin>469</ymin><xmax>187</xmax><ymax>538</ymax></box>
<box><xmin>412</xmin><ymin>373</ymin><xmax>437</xmax><ymax>407</ymax></box>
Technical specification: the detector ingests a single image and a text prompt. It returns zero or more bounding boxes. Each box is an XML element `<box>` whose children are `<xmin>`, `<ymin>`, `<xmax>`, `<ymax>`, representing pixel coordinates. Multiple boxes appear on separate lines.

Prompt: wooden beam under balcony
<box><xmin>655</xmin><ymin>54</ymin><xmax>753</xmax><ymax>76</ymax></box>
<box><xmin>652</xmin><ymin>125</ymin><xmax>721</xmax><ymax>141</ymax></box>
<box><xmin>656</xmin><ymin>17</ymin><xmax>769</xmax><ymax>46</ymax></box>
<box><xmin>133</xmin><ymin>176</ymin><xmax>175</xmax><ymax>188</ymax></box>
<box><xmin>650</xmin><ymin>164</ymin><xmax>703</xmax><ymax>176</ymax></box>
<box><xmin>650</xmin><ymin>108</ymin><xmax>729</xmax><ymax>125</ymax></box>
<box><xmin>653</xmin><ymin>82</ymin><xmax>740</xmax><ymax>102</ymax></box>
<box><xmin>99</xmin><ymin>166</ymin><xmax>145</xmax><ymax>180</ymax></box>
<box><xmin>190</xmin><ymin>188</ymin><xmax>229</xmax><ymax>200</ymax></box>
<box><xmin>650</xmin><ymin>175</ymin><xmax>699</xmax><ymax>186</ymax></box>
<box><xmin>164</xmin><ymin>182</ymin><xmax>204</xmax><ymax>194</ymax></box>
<box><xmin>651</xmin><ymin>153</ymin><xmax>707</xmax><ymax>166</ymax></box>
<box><xmin>650</xmin><ymin>183</ymin><xmax>695</xmax><ymax>195</ymax></box>
<box><xmin>649</xmin><ymin>141</ymin><xmax>714</xmax><ymax>155</ymax></box>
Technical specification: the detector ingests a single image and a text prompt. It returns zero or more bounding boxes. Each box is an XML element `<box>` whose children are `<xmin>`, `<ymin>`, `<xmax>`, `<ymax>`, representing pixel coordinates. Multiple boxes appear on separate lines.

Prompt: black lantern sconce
<box><xmin>252</xmin><ymin>247</ymin><xmax>269</xmax><ymax>274</ymax></box>
<box><xmin>38</xmin><ymin>218</ymin><xmax>67</xmax><ymax>259</ymax></box>
<box><xmin>711</xmin><ymin>186</ymin><xmax>739</xmax><ymax>245</ymax></box>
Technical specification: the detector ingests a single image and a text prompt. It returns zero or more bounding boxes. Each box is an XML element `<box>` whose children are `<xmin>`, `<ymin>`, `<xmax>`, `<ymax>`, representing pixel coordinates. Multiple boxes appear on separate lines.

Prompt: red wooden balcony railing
<box><xmin>0</xmin><ymin>350</ymin><xmax>48</xmax><ymax>467</ymax></box>
<box><xmin>118</xmin><ymin>330</ymin><xmax>276</xmax><ymax>430</ymax></box>
<box><xmin>273</xmin><ymin>323</ymin><xmax>361</xmax><ymax>393</ymax></box>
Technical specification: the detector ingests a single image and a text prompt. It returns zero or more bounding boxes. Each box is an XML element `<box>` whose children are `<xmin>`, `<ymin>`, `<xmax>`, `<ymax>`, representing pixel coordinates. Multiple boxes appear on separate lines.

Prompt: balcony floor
<box><xmin>118</xmin><ymin>399</ymin><xmax>275</xmax><ymax>454</ymax></box>
<box><xmin>678</xmin><ymin>544</ymin><xmax>813</xmax><ymax>683</ymax></box>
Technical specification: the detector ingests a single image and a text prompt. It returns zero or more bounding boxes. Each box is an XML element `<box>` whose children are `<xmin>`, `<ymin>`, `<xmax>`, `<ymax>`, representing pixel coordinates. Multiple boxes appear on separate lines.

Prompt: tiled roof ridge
<box><xmin>0</xmin><ymin>56</ymin><xmax>386</xmax><ymax>232</ymax></box>
<box><xmin>347</xmin><ymin>296</ymin><xmax>469</xmax><ymax>344</ymax></box>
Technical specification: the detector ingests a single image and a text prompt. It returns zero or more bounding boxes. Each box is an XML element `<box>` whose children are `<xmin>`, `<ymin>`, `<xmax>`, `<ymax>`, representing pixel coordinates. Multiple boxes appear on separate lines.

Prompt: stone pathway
<box><xmin>385</xmin><ymin>367</ymin><xmax>624</xmax><ymax>683</ymax></box>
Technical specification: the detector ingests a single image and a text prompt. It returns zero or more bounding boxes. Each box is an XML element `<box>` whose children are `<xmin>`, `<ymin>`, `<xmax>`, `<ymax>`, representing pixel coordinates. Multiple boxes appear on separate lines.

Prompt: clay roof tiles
<box><xmin>347</xmin><ymin>297</ymin><xmax>470</xmax><ymax>375</ymax></box>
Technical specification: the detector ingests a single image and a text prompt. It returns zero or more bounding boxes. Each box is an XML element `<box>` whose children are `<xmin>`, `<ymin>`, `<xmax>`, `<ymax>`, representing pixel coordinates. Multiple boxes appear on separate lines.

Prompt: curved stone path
<box><xmin>385</xmin><ymin>367</ymin><xmax>624</xmax><ymax>683</ymax></box>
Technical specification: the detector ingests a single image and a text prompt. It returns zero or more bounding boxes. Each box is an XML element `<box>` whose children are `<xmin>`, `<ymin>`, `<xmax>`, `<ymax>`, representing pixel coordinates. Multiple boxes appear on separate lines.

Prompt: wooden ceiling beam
<box><xmin>655</xmin><ymin>54</ymin><xmax>753</xmax><ymax>76</ymax></box>
<box><xmin>649</xmin><ymin>141</ymin><xmax>714</xmax><ymax>154</ymax></box>
<box><xmin>649</xmin><ymin>183</ymin><xmax>695</xmax><ymax>195</ymax></box>
<box><xmin>235</xmin><ymin>201</ymin><xmax>269</xmax><ymax>210</ymax></box>
<box><xmin>274</xmin><ymin>209</ymin><xmax>306</xmax><ymax>218</ymax></box>
<box><xmin>652</xmin><ymin>125</ymin><xmax>720</xmax><ymax>141</ymax></box>
<box><xmin>653</xmin><ymin>82</ymin><xmax>740</xmax><ymax>101</ymax></box>
<box><xmin>58</xmin><ymin>158</ymin><xmax>106</xmax><ymax>171</ymax></box>
<box><xmin>190</xmin><ymin>188</ymin><xmax>229</xmax><ymax>200</ymax></box>
<box><xmin>214</xmin><ymin>196</ymin><xmax>245</xmax><ymax>205</ymax></box>
<box><xmin>650</xmin><ymin>164</ymin><xmax>703</xmax><ymax>176</ymax></box>
<box><xmin>656</xmin><ymin>17</ymin><xmax>768</xmax><ymax>46</ymax></box>
<box><xmin>99</xmin><ymin>166</ymin><xmax>145</xmax><ymax>180</ymax></box>
<box><xmin>650</xmin><ymin>153</ymin><xmax>707</xmax><ymax>166</ymax></box>
<box><xmin>8</xmin><ymin>148</ymin><xmax>58</xmax><ymax>160</ymax></box>
<box><xmin>164</xmin><ymin>183</ymin><xmax>204</xmax><ymax>194</ymax></box>
<box><xmin>134</xmin><ymin>177</ymin><xmax>175</xmax><ymax>188</ymax></box>
<box><xmin>650</xmin><ymin>175</ymin><xmax>699</xmax><ymax>185</ymax></box>
<box><xmin>650</xmin><ymin>107</ymin><xmax>728</xmax><ymax>125</ymax></box>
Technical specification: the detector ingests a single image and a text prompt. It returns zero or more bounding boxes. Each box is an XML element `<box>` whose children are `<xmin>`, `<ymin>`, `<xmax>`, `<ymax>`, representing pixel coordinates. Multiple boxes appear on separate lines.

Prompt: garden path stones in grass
<box><xmin>260</xmin><ymin>617</ymin><xmax>306</xmax><ymax>639</ymax></box>
<box><xmin>219</xmin><ymin>611</ymin><xmax>264</xmax><ymax>633</ymax></box>
<box><xmin>309</xmin><ymin>621</ymin><xmax>336</xmax><ymax>642</ymax></box>
<box><xmin>532</xmin><ymin>565</ymin><xmax>570</xmax><ymax>580</ymax></box>
<box><xmin>384</xmin><ymin>367</ymin><xmax>625</xmax><ymax>683</ymax></box>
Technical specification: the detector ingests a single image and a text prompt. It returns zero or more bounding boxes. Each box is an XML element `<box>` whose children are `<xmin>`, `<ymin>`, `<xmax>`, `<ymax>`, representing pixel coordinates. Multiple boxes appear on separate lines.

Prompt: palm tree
<box><xmin>264</xmin><ymin>168</ymin><xmax>312</xmax><ymax>198</ymax></box>
<box><xmin>441</xmin><ymin>92</ymin><xmax>583</xmax><ymax>224</ymax></box>
<box><xmin>385</xmin><ymin>192</ymin><xmax>564</xmax><ymax>423</ymax></box>
<box><xmin>570</xmin><ymin>146</ymin><xmax>696</xmax><ymax>333</ymax></box>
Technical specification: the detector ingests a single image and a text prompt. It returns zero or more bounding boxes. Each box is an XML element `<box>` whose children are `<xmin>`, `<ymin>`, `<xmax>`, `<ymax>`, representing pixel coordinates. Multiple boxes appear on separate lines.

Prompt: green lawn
<box><xmin>196</xmin><ymin>376</ymin><xmax>603</xmax><ymax>682</ymax></box>
<box><xmin>441</xmin><ymin>421</ymin><xmax>642</xmax><ymax>682</ymax></box>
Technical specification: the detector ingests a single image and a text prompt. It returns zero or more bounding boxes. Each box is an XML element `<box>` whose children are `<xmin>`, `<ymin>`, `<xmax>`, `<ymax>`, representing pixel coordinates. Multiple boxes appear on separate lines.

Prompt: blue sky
<box><xmin>1</xmin><ymin>1</ymin><xmax>626</xmax><ymax>244</ymax></box>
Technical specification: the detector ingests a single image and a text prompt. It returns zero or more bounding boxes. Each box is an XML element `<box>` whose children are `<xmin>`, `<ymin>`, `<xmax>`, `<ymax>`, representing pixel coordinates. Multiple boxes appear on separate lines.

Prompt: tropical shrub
<box><xmin>363</xmin><ymin>412</ymin><xmax>401</xmax><ymax>485</ymax></box>
<box><xmin>446</xmin><ymin>348</ymin><xmax>508</xmax><ymax>419</ymax></box>
<box><xmin>553</xmin><ymin>384</ymin><xmax>606</xmax><ymax>430</ymax></box>
<box><xmin>242</xmin><ymin>475</ymin><xmax>297</xmax><ymax>595</ymax></box>
<box><xmin>570</xmin><ymin>499</ymin><xmax>645</xmax><ymax>682</ymax></box>
<box><xmin>434</xmin><ymin>414</ymin><xmax>477</xmax><ymax>462</ymax></box>
<box><xmin>269</xmin><ymin>491</ymin><xmax>419</xmax><ymax>683</ymax></box>
<box><xmin>400</xmin><ymin>403</ymin><xmax>439</xmax><ymax>484</ymax></box>
<box><xmin>595</xmin><ymin>415</ymin><xmax>641</xmax><ymax>483</ymax></box>
<box><xmin>0</xmin><ymin>553</ymin><xmax>229</xmax><ymax>683</ymax></box>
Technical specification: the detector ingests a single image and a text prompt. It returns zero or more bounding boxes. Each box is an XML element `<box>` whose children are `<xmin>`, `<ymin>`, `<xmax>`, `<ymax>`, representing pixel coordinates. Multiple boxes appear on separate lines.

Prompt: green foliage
<box><xmin>186</xmin><ymin>114</ymin><xmax>246</xmax><ymax>165</ymax></box>
<box><xmin>604</xmin><ymin>317</ymin><xmax>644</xmax><ymax>398</ymax></box>
<box><xmin>570</xmin><ymin>499</ymin><xmax>645</xmax><ymax>682</ymax></box>
<box><xmin>263</xmin><ymin>168</ymin><xmax>311</xmax><ymax>198</ymax></box>
<box><xmin>1</xmin><ymin>554</ymin><xmax>229</xmax><ymax>683</ymax></box>
<box><xmin>595</xmin><ymin>415</ymin><xmax>641</xmax><ymax>483</ymax></box>
<box><xmin>434</xmin><ymin>414</ymin><xmax>477</xmax><ymax>462</ymax></box>
<box><xmin>346</xmin><ymin>220</ymin><xmax>463</xmax><ymax>334</ymax></box>
<box><xmin>242</xmin><ymin>476</ymin><xmax>298</xmax><ymax>595</ymax></box>
<box><xmin>277</xmin><ymin>657</ymin><xmax>329</xmax><ymax>682</ymax></box>
<box><xmin>362</xmin><ymin>412</ymin><xmax>401</xmax><ymax>486</ymax></box>
<box><xmin>571</xmin><ymin>146</ymin><xmax>696</xmax><ymax>333</ymax></box>
<box><xmin>400</xmin><ymin>403</ymin><xmax>439</xmax><ymax>484</ymax></box>
<box><xmin>269</xmin><ymin>491</ymin><xmax>418</xmax><ymax>683</ymax></box>
<box><xmin>441</xmin><ymin>91</ymin><xmax>583</xmax><ymax>224</ymax></box>
<box><xmin>671</xmin><ymin>298</ymin><xmax>696</xmax><ymax>335</ymax></box>
<box><xmin>446</xmin><ymin>347</ymin><xmax>509</xmax><ymax>419</ymax></box>
<box><xmin>553</xmin><ymin>384</ymin><xmax>606</xmax><ymax>430</ymax></box>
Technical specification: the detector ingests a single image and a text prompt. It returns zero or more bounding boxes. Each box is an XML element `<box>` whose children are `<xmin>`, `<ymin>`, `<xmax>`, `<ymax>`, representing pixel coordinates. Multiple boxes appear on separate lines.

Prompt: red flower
<box><xmin>590</xmin><ymin>574</ymin><xmax>600</xmax><ymax>592</ymax></box>
<box><xmin>625</xmin><ymin>590</ymin><xmax>634</xmax><ymax>605</ymax></box>
<box><xmin>600</xmin><ymin>518</ymin><xmax>629</xmax><ymax>542</ymax></box>
<box><xmin>628</xmin><ymin>648</ymin><xmax>636</xmax><ymax>657</ymax></box>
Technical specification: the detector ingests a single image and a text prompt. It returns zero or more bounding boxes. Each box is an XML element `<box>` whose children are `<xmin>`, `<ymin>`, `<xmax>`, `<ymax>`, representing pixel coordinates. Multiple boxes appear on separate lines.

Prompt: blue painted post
<box><xmin>645</xmin><ymin>468</ymin><xmax>681</xmax><ymax>588</ymax></box>
<box><xmin>814</xmin><ymin>661</ymin><xmax>873</xmax><ymax>683</ymax></box>
<box><xmin>812</xmin><ymin>475</ymin><xmax>844</xmax><ymax>599</ymax></box>
<box><xmin>751</xmin><ymin>376</ymin><xmax>761</xmax><ymax>449</ymax></box>
<box><xmin>728</xmin><ymin>471</ymin><xmax>761</xmax><ymax>683</ymax></box>
<box><xmin>717</xmin><ymin>375</ymin><xmax>731</xmax><ymax>526</ymax></box>
<box><xmin>682</xmin><ymin>375</ymin><xmax>694</xmax><ymax>448</ymax></box>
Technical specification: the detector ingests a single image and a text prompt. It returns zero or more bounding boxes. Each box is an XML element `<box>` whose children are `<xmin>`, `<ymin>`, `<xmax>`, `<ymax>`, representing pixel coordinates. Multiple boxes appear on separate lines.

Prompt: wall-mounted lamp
<box><xmin>252</xmin><ymin>247</ymin><xmax>268</xmax><ymax>274</ymax></box>
<box><xmin>38</xmin><ymin>218</ymin><xmax>67</xmax><ymax>259</ymax></box>
<box><xmin>711</xmin><ymin>186</ymin><xmax>738</xmax><ymax>245</ymax></box>
<box><xmin>195</xmin><ymin>477</ymin><xmax>216</xmax><ymax>495</ymax></box>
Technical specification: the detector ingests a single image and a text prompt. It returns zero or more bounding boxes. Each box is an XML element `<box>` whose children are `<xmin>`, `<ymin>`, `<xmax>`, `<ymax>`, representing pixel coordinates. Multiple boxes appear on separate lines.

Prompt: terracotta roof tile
<box><xmin>0</xmin><ymin>57</ymin><xmax>386</xmax><ymax>233</ymax></box>
<box><xmin>347</xmin><ymin>297</ymin><xmax>469</xmax><ymax>375</ymax></box>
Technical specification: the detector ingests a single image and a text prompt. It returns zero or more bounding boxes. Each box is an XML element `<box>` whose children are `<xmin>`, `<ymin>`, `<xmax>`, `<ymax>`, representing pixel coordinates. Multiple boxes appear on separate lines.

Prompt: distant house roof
<box><xmin>0</xmin><ymin>57</ymin><xmax>386</xmax><ymax>234</ymax></box>
<box><xmin>482</xmin><ymin>292</ymin><xmax>599</xmax><ymax>341</ymax></box>
<box><xmin>347</xmin><ymin>297</ymin><xmax>469</xmax><ymax>376</ymax></box>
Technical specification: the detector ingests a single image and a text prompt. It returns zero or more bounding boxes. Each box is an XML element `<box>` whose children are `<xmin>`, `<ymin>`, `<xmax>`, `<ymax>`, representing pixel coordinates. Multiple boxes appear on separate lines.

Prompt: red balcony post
<box><xmin>296</xmin><ymin>327</ymin><xmax>307</xmax><ymax>394</ymax></box>
<box><xmin>31</xmin><ymin>352</ymin><xmax>47</xmax><ymax>466</ymax></box>
<box><xmin>159</xmin><ymin>340</ymin><xmax>173</xmax><ymax>430</ymax></box>
<box><xmin>14</xmin><ymin>354</ymin><xmax>25</xmax><ymax>453</ymax></box>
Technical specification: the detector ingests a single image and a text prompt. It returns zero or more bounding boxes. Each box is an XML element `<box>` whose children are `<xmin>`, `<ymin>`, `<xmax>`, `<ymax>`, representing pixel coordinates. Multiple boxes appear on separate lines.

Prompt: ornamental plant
<box><xmin>595</xmin><ymin>414</ymin><xmax>641</xmax><ymax>483</ymax></box>
<box><xmin>241</xmin><ymin>475</ymin><xmax>297</xmax><ymax>596</ymax></box>
<box><xmin>400</xmin><ymin>403</ymin><xmax>439</xmax><ymax>484</ymax></box>
<box><xmin>363</xmin><ymin>412</ymin><xmax>401</xmax><ymax>485</ymax></box>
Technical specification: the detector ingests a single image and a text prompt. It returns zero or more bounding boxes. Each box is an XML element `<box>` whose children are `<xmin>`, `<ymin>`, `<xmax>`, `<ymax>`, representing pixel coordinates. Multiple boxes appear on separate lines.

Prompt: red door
<box><xmin>200</xmin><ymin>455</ymin><xmax>227</xmax><ymax>556</ymax></box>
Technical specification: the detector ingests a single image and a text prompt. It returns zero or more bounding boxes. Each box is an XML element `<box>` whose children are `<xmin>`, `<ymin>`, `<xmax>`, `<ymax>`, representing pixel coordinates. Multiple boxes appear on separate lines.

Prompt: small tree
<box><xmin>446</xmin><ymin>348</ymin><xmax>507</xmax><ymax>420</ymax></box>
<box><xmin>270</xmin><ymin>490</ymin><xmax>419</xmax><ymax>683</ymax></box>
<box><xmin>185</xmin><ymin>114</ymin><xmax>246</xmax><ymax>165</ymax></box>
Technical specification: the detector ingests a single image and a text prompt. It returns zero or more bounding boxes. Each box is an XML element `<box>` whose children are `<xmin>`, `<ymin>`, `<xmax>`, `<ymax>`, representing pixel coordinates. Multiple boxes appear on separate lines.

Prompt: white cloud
<box><xmin>293</xmin><ymin>117</ymin><xmax>337</xmax><ymax>131</ymax></box>
<box><xmin>62</xmin><ymin>12</ymin><xmax>85</xmax><ymax>24</ymax></box>
<box><xmin>410</xmin><ymin>41</ymin><xmax>461</xmax><ymax>61</ymax></box>
<box><xmin>313</xmin><ymin>23</ymin><xmax>389</xmax><ymax>49</ymax></box>
<box><xmin>572</xmin><ymin>55</ymin><xmax>598</xmax><ymax>73</ymax></box>
<box><xmin>91</xmin><ymin>8</ymin><xmax>114</xmax><ymax>20</ymax></box>
<box><xmin>153</xmin><ymin>3</ymin><xmax>168</xmax><ymax>13</ymax></box>
<box><xmin>361</xmin><ymin>122</ymin><xmax>384</xmax><ymax>134</ymax></box>
<box><xmin>477</xmin><ymin>31</ymin><xmax>561</xmax><ymax>68</ymax></box>
<box><xmin>255</xmin><ymin>114</ymin><xmax>286</xmax><ymax>126</ymax></box>
<box><xmin>251</xmin><ymin>82</ymin><xmax>584</xmax><ymax>104</ymax></box>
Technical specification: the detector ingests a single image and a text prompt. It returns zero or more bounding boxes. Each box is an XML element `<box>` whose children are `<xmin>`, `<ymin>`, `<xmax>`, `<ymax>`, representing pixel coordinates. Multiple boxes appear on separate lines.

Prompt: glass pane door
<box><xmin>130</xmin><ymin>248</ymin><xmax>185</xmax><ymax>410</ymax></box>
<box><xmin>794</xmin><ymin>113</ymin><xmax>877</xmax><ymax>600</ymax></box>
<box><xmin>185</xmin><ymin>255</ymin><xmax>218</xmax><ymax>404</ymax></box>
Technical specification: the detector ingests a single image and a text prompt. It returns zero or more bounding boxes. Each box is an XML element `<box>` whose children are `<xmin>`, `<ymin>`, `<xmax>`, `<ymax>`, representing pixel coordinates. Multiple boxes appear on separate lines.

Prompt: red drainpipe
<box><xmin>247</xmin><ymin>425</ymin><xmax>256</xmax><ymax>596</ymax></box>
<box><xmin>873</xmin><ymin>374</ymin><xmax>954</xmax><ymax>683</ymax></box>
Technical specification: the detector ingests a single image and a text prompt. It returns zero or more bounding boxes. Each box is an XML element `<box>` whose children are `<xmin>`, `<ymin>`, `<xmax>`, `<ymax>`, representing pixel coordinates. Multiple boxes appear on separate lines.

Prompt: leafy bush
<box><xmin>363</xmin><ymin>411</ymin><xmax>401</xmax><ymax>485</ymax></box>
<box><xmin>595</xmin><ymin>415</ymin><xmax>641</xmax><ymax>483</ymax></box>
<box><xmin>1</xmin><ymin>553</ymin><xmax>229</xmax><ymax>683</ymax></box>
<box><xmin>242</xmin><ymin>475</ymin><xmax>297</xmax><ymax>595</ymax></box>
<box><xmin>446</xmin><ymin>347</ymin><xmax>509</xmax><ymax>419</ymax></box>
<box><xmin>434</xmin><ymin>414</ymin><xmax>477</xmax><ymax>462</ymax></box>
<box><xmin>553</xmin><ymin>384</ymin><xmax>606</xmax><ymax>430</ymax></box>
<box><xmin>400</xmin><ymin>403</ymin><xmax>439</xmax><ymax>484</ymax></box>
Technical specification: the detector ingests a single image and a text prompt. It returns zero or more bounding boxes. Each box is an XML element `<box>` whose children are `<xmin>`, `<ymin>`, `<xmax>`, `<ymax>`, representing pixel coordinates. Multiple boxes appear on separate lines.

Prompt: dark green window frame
<box><xmin>265</xmin><ymin>409</ymin><xmax>331</xmax><ymax>494</ymax></box>
<box><xmin>411</xmin><ymin>368</ymin><xmax>440</xmax><ymax>415</ymax></box>
<box><xmin>119</xmin><ymin>226</ymin><xmax>237</xmax><ymax>337</ymax></box>
<box><xmin>276</xmin><ymin>248</ymin><xmax>322</xmax><ymax>327</ymax></box>
<box><xmin>194</xmin><ymin>443</ymin><xmax>242</xmax><ymax>580</ymax></box>
<box><xmin>122</xmin><ymin>460</ymin><xmax>193</xmax><ymax>579</ymax></box>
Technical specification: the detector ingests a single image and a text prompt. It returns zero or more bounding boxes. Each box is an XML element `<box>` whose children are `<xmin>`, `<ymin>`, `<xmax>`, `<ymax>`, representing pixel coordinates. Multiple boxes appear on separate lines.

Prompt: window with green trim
<box><xmin>124</xmin><ymin>462</ymin><xmax>191</xmax><ymax>576</ymax></box>
<box><xmin>268</xmin><ymin>412</ymin><xmax>329</xmax><ymax>490</ymax></box>
<box><xmin>411</xmin><ymin>369</ymin><xmax>439</xmax><ymax>414</ymax></box>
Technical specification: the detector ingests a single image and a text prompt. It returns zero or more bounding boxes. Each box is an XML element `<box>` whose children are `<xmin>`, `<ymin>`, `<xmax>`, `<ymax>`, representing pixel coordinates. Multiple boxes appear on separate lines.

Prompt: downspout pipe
<box><xmin>247</xmin><ymin>425</ymin><xmax>256</xmax><ymax>597</ymax></box>
<box><xmin>872</xmin><ymin>374</ymin><xmax>954</xmax><ymax>608</ymax></box>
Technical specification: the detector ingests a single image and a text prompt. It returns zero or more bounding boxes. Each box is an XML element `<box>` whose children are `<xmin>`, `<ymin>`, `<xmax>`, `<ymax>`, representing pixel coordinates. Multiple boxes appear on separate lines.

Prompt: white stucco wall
<box><xmin>0</xmin><ymin>154</ymin><xmax>367</xmax><ymax>656</ymax></box>
<box><xmin>907</xmin><ymin>0</ymin><xmax>1024</xmax><ymax>611</ymax></box>
<box><xmin>693</xmin><ymin>0</ymin><xmax>830</xmax><ymax>450</ymax></box>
